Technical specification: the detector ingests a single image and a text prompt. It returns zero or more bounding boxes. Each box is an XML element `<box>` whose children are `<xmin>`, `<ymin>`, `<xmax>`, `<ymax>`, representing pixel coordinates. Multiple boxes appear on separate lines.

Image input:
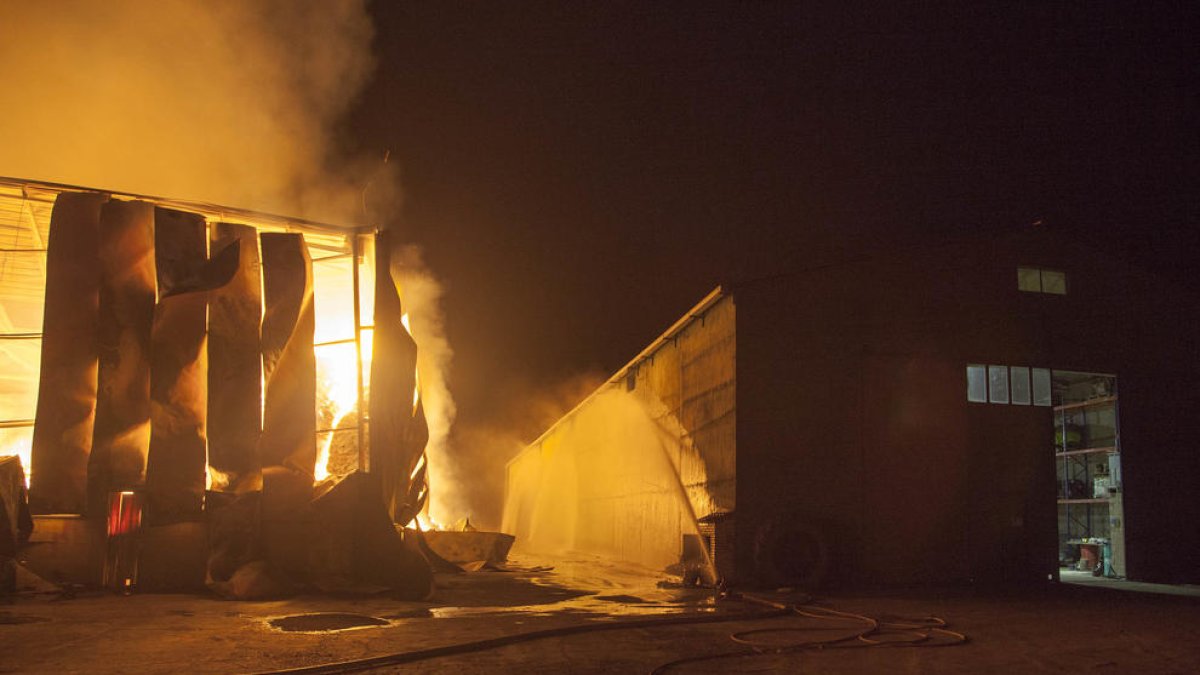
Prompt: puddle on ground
<box><xmin>268</xmin><ymin>612</ymin><xmax>389</xmax><ymax>633</ymax></box>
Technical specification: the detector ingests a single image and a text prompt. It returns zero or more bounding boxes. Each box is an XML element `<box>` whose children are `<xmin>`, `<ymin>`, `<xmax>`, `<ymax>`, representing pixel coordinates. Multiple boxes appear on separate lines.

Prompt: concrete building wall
<box><xmin>735</xmin><ymin>231</ymin><xmax>1199</xmax><ymax>585</ymax></box>
<box><xmin>502</xmin><ymin>293</ymin><xmax>735</xmax><ymax>570</ymax></box>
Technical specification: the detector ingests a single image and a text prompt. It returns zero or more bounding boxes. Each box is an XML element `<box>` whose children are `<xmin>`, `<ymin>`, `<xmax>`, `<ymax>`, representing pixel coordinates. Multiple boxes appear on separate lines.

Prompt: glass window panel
<box><xmin>1032</xmin><ymin>368</ymin><xmax>1052</xmax><ymax>406</ymax></box>
<box><xmin>0</xmin><ymin>337</ymin><xmax>41</xmax><ymax>420</ymax></box>
<box><xmin>1041</xmin><ymin>270</ymin><xmax>1067</xmax><ymax>294</ymax></box>
<box><xmin>315</xmin><ymin>341</ymin><xmax>361</xmax><ymax>423</ymax></box>
<box><xmin>311</xmin><ymin>255</ymin><xmax>356</xmax><ymax>344</ymax></box>
<box><xmin>0</xmin><ymin>191</ymin><xmax>53</xmax><ymax>249</ymax></box>
<box><xmin>967</xmin><ymin>365</ymin><xmax>987</xmax><ymax>403</ymax></box>
<box><xmin>1017</xmin><ymin>267</ymin><xmax>1042</xmax><ymax>292</ymax></box>
<box><xmin>988</xmin><ymin>365</ymin><xmax>1009</xmax><ymax>404</ymax></box>
<box><xmin>0</xmin><ymin>250</ymin><xmax>48</xmax><ymax>333</ymax></box>
<box><xmin>1010</xmin><ymin>366</ymin><xmax>1031</xmax><ymax>405</ymax></box>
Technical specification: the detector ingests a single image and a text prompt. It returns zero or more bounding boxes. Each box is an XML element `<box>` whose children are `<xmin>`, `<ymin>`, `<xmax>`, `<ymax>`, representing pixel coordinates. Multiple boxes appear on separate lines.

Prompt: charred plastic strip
<box><xmin>88</xmin><ymin>199</ymin><xmax>156</xmax><ymax>518</ymax></box>
<box><xmin>143</xmin><ymin>208</ymin><xmax>209</xmax><ymax>524</ymax></box>
<box><xmin>368</xmin><ymin>228</ymin><xmax>427</xmax><ymax>524</ymax></box>
<box><xmin>206</xmin><ymin>223</ymin><xmax>262</xmax><ymax>493</ymax></box>
<box><xmin>258</xmin><ymin>232</ymin><xmax>317</xmax><ymax>479</ymax></box>
<box><xmin>29</xmin><ymin>192</ymin><xmax>105</xmax><ymax>514</ymax></box>
<box><xmin>258</xmin><ymin>232</ymin><xmax>317</xmax><ymax>579</ymax></box>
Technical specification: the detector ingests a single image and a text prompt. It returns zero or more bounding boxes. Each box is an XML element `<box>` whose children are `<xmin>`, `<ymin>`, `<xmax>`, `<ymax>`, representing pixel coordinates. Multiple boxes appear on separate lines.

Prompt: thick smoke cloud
<box><xmin>444</xmin><ymin>372</ymin><xmax>607</xmax><ymax>531</ymax></box>
<box><xmin>0</xmin><ymin>1</ymin><xmax>458</xmax><ymax>516</ymax></box>
<box><xmin>392</xmin><ymin>245</ymin><xmax>458</xmax><ymax>523</ymax></box>
<box><xmin>0</xmin><ymin>0</ymin><xmax>380</xmax><ymax>225</ymax></box>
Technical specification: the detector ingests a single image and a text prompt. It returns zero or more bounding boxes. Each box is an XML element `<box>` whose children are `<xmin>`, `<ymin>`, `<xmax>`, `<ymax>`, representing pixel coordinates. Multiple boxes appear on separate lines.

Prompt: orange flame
<box><xmin>0</xmin><ymin>430</ymin><xmax>33</xmax><ymax>489</ymax></box>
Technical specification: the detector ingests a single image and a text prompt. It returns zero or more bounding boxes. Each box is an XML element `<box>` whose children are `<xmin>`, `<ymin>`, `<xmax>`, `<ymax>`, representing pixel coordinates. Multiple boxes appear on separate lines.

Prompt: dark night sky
<box><xmin>345</xmin><ymin>2</ymin><xmax>1197</xmax><ymax>434</ymax></box>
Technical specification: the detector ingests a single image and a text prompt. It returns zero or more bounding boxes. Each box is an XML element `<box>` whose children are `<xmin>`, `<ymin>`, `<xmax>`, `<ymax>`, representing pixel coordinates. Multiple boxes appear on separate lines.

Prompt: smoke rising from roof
<box><xmin>0</xmin><ymin>0</ymin><xmax>385</xmax><ymax>225</ymax></box>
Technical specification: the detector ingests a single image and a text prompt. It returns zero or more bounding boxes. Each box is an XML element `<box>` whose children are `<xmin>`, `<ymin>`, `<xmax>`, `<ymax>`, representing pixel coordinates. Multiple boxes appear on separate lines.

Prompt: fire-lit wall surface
<box><xmin>503</xmin><ymin>293</ymin><xmax>734</xmax><ymax>570</ymax></box>
<box><xmin>505</xmin><ymin>228</ymin><xmax>1200</xmax><ymax>586</ymax></box>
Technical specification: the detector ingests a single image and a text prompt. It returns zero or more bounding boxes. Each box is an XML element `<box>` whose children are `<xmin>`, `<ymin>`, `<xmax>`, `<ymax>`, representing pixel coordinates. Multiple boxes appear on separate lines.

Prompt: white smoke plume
<box><xmin>392</xmin><ymin>245</ymin><xmax>458</xmax><ymax>524</ymax></box>
<box><xmin>0</xmin><ymin>0</ymin><xmax>380</xmax><ymax>225</ymax></box>
<box><xmin>448</xmin><ymin>372</ymin><xmax>607</xmax><ymax>531</ymax></box>
<box><xmin>0</xmin><ymin>1</ymin><xmax>459</xmax><ymax>510</ymax></box>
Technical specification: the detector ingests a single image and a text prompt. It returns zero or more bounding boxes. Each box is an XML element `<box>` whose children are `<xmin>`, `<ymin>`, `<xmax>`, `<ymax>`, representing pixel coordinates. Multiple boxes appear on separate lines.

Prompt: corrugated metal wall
<box><xmin>502</xmin><ymin>294</ymin><xmax>735</xmax><ymax>570</ymax></box>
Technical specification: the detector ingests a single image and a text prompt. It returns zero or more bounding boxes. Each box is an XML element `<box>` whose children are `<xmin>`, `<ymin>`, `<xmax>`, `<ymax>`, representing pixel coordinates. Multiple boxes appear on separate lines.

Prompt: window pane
<box><xmin>311</xmin><ymin>255</ymin><xmax>356</xmax><ymax>344</ymax></box>
<box><xmin>0</xmin><ymin>250</ymin><xmax>48</xmax><ymax>333</ymax></box>
<box><xmin>988</xmin><ymin>365</ymin><xmax>1009</xmax><ymax>404</ymax></box>
<box><xmin>967</xmin><ymin>365</ymin><xmax>987</xmax><ymax>402</ymax></box>
<box><xmin>1017</xmin><ymin>267</ymin><xmax>1042</xmax><ymax>292</ymax></box>
<box><xmin>1041</xmin><ymin>270</ymin><xmax>1067</xmax><ymax>295</ymax></box>
<box><xmin>1010</xmin><ymin>366</ymin><xmax>1031</xmax><ymax>405</ymax></box>
<box><xmin>1032</xmin><ymin>368</ymin><xmax>1052</xmax><ymax>406</ymax></box>
<box><xmin>0</xmin><ymin>337</ymin><xmax>41</xmax><ymax>421</ymax></box>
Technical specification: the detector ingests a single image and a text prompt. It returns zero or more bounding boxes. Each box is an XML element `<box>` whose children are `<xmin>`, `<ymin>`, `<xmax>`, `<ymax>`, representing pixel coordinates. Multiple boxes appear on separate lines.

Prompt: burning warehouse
<box><xmin>504</xmin><ymin>229</ymin><xmax>1200</xmax><ymax>588</ymax></box>
<box><xmin>0</xmin><ymin>176</ymin><xmax>435</xmax><ymax>597</ymax></box>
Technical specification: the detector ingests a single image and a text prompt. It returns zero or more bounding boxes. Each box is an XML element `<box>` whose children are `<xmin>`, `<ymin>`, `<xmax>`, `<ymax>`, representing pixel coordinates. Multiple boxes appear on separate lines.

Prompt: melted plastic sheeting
<box><xmin>258</xmin><ymin>232</ymin><xmax>316</xmax><ymax>479</ymax></box>
<box><xmin>28</xmin><ymin>192</ymin><xmax>105</xmax><ymax>514</ymax></box>
<box><xmin>143</xmin><ymin>208</ymin><xmax>209</xmax><ymax>524</ymax></box>
<box><xmin>87</xmin><ymin>199</ymin><xmax>156</xmax><ymax>517</ymax></box>
<box><xmin>257</xmin><ymin>233</ymin><xmax>316</xmax><ymax>578</ymax></box>
<box><xmin>307</xmin><ymin>471</ymin><xmax>432</xmax><ymax>598</ymax></box>
<box><xmin>369</xmin><ymin>229</ymin><xmax>427</xmax><ymax>524</ymax></box>
<box><xmin>206</xmin><ymin>223</ymin><xmax>262</xmax><ymax>493</ymax></box>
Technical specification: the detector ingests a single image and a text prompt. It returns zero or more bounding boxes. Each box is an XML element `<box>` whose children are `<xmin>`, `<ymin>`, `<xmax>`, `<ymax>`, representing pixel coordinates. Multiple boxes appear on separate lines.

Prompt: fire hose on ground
<box><xmin>253</xmin><ymin>591</ymin><xmax>968</xmax><ymax>674</ymax></box>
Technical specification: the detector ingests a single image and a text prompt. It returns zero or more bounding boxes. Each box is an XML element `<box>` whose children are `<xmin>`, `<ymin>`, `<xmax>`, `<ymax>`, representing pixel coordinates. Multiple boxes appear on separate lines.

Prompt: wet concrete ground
<box><xmin>3</xmin><ymin>555</ymin><xmax>1199</xmax><ymax>674</ymax></box>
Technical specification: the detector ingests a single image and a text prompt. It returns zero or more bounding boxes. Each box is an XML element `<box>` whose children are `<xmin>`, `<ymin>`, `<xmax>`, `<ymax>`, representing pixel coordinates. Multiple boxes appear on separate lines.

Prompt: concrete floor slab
<box><xmin>3</xmin><ymin>554</ymin><xmax>1199</xmax><ymax>674</ymax></box>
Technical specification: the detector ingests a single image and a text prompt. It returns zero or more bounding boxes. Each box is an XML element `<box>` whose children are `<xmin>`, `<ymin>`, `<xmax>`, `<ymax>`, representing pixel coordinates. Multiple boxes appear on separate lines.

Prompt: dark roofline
<box><xmin>510</xmin><ymin>285</ymin><xmax>727</xmax><ymax>464</ymax></box>
<box><xmin>724</xmin><ymin>222</ymin><xmax>1175</xmax><ymax>294</ymax></box>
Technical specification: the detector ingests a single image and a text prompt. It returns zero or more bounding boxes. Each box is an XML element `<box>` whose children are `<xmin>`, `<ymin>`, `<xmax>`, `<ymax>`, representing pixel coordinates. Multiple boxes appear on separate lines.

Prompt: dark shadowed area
<box><xmin>347</xmin><ymin>2</ymin><xmax>1198</xmax><ymax>444</ymax></box>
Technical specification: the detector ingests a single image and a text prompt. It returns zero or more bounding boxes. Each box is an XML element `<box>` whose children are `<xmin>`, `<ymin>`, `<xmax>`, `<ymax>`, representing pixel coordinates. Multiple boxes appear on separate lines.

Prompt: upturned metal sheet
<box><xmin>206</xmin><ymin>223</ymin><xmax>262</xmax><ymax>493</ymax></box>
<box><xmin>143</xmin><ymin>208</ymin><xmax>208</xmax><ymax>524</ymax></box>
<box><xmin>369</xmin><ymin>229</ymin><xmax>428</xmax><ymax>524</ymax></box>
<box><xmin>29</xmin><ymin>192</ymin><xmax>105</xmax><ymax>514</ymax></box>
<box><xmin>87</xmin><ymin>199</ymin><xmax>156</xmax><ymax>517</ymax></box>
<box><xmin>258</xmin><ymin>232</ymin><xmax>316</xmax><ymax>480</ymax></box>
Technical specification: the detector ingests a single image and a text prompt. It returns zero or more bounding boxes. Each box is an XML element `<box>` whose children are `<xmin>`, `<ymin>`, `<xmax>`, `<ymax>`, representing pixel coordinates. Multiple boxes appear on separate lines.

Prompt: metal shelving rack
<box><xmin>1055</xmin><ymin>392</ymin><xmax>1119</xmax><ymax>549</ymax></box>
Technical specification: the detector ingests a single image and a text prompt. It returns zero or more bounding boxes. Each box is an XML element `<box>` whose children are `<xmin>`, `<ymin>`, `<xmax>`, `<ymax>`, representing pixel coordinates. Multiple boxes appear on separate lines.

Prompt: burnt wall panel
<box><xmin>206</xmin><ymin>223</ymin><xmax>261</xmax><ymax>493</ymax></box>
<box><xmin>369</xmin><ymin>229</ymin><xmax>426</xmax><ymax>524</ymax></box>
<box><xmin>87</xmin><ymin>200</ymin><xmax>156</xmax><ymax>517</ymax></box>
<box><xmin>257</xmin><ymin>232</ymin><xmax>316</xmax><ymax>577</ymax></box>
<box><xmin>258</xmin><ymin>233</ymin><xmax>316</xmax><ymax>478</ymax></box>
<box><xmin>143</xmin><ymin>208</ymin><xmax>208</xmax><ymax>524</ymax></box>
<box><xmin>29</xmin><ymin>192</ymin><xmax>106</xmax><ymax>514</ymax></box>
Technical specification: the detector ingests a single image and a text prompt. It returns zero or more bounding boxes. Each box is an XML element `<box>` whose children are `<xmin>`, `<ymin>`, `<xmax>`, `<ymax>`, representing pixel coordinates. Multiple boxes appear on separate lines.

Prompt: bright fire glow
<box><xmin>0</xmin><ymin>432</ymin><xmax>33</xmax><ymax>489</ymax></box>
<box><xmin>205</xmin><ymin>464</ymin><xmax>230</xmax><ymax>492</ymax></box>
<box><xmin>401</xmin><ymin>313</ymin><xmax>421</xmax><ymax>412</ymax></box>
<box><xmin>313</xmin><ymin>331</ymin><xmax>373</xmax><ymax>481</ymax></box>
<box><xmin>415</xmin><ymin>511</ymin><xmax>442</xmax><ymax>531</ymax></box>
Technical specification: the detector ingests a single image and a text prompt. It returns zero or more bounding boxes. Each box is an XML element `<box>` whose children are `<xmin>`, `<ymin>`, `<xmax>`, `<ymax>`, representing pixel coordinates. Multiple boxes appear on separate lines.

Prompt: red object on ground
<box><xmin>107</xmin><ymin>491</ymin><xmax>142</xmax><ymax>537</ymax></box>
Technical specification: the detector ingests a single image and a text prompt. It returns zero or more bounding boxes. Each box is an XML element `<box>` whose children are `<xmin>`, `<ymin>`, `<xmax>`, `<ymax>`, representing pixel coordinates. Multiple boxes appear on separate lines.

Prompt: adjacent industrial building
<box><xmin>504</xmin><ymin>227</ymin><xmax>1199</xmax><ymax>587</ymax></box>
